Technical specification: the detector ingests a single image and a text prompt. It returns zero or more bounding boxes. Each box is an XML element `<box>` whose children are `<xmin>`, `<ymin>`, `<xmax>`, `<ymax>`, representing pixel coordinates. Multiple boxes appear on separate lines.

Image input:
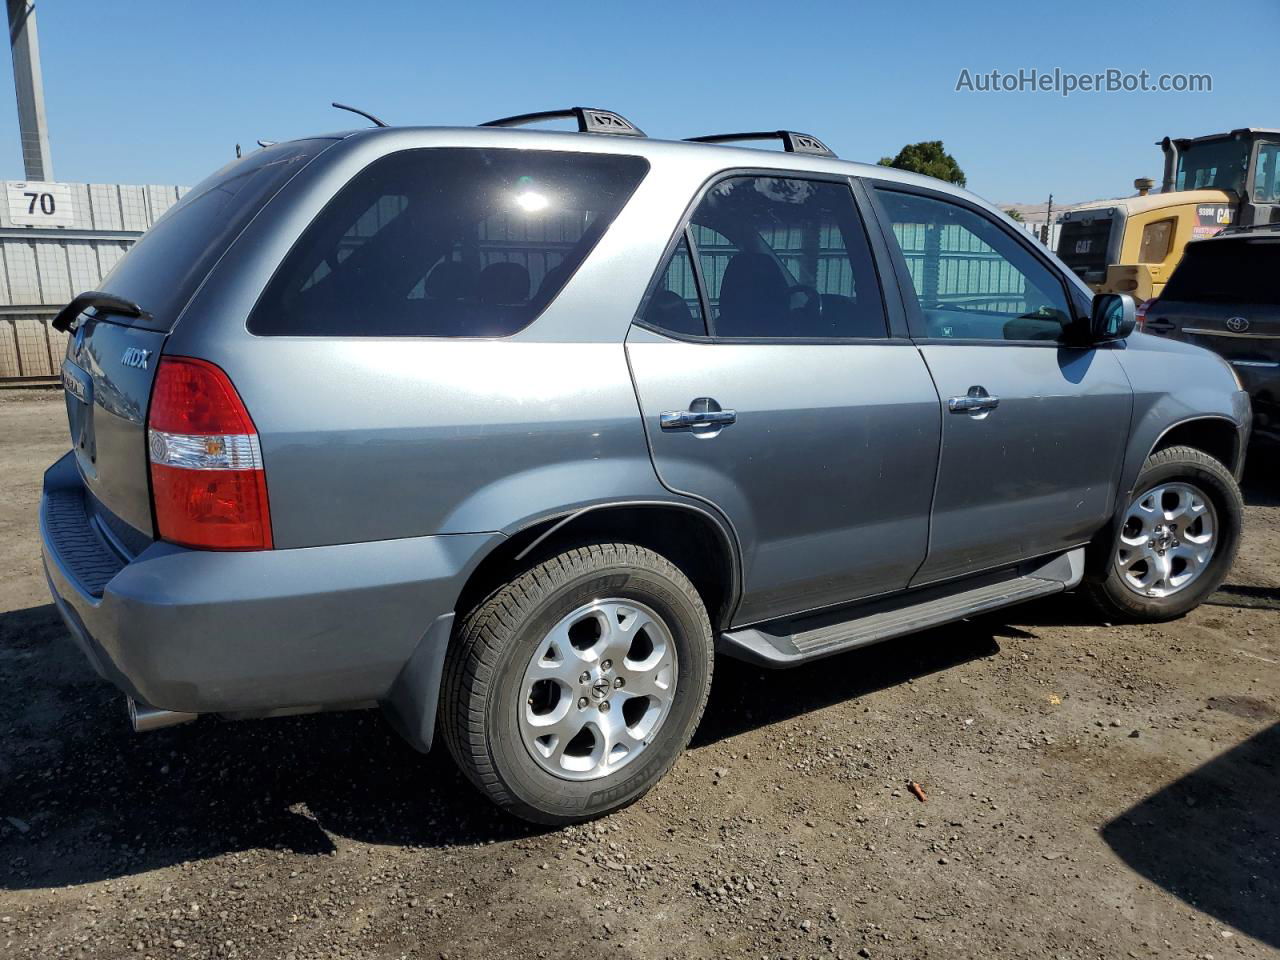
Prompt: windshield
<box><xmin>1176</xmin><ymin>139</ymin><xmax>1249</xmax><ymax>193</ymax></box>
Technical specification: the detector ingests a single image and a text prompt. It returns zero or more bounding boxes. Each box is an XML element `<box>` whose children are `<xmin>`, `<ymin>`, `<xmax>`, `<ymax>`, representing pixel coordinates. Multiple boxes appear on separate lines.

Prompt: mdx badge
<box><xmin>121</xmin><ymin>347</ymin><xmax>152</xmax><ymax>369</ymax></box>
<box><xmin>1225</xmin><ymin>317</ymin><xmax>1250</xmax><ymax>333</ymax></box>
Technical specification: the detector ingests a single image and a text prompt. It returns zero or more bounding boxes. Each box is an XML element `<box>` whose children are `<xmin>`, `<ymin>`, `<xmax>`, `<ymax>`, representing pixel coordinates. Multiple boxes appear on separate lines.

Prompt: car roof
<box><xmin>306</xmin><ymin>123</ymin><xmax>991</xmax><ymax>211</ymax></box>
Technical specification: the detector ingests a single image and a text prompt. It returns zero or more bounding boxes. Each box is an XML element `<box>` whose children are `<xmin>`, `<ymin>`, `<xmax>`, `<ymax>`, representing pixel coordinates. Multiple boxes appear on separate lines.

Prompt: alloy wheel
<box><xmin>518</xmin><ymin>599</ymin><xmax>678</xmax><ymax>781</ymax></box>
<box><xmin>1115</xmin><ymin>481</ymin><xmax>1217</xmax><ymax>598</ymax></box>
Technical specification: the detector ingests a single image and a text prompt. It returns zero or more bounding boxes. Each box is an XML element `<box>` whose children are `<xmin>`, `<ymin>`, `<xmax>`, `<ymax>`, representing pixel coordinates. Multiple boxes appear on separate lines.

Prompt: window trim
<box><xmin>632</xmin><ymin>168</ymin><xmax>909</xmax><ymax>346</ymax></box>
<box><xmin>864</xmin><ymin>178</ymin><xmax>1091</xmax><ymax>348</ymax></box>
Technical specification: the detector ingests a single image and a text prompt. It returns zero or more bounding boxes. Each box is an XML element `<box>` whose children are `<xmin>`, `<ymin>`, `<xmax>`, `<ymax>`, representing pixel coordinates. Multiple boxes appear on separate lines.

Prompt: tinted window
<box><xmin>1176</xmin><ymin>139</ymin><xmax>1250</xmax><ymax>193</ymax></box>
<box><xmin>876</xmin><ymin>189</ymin><xmax>1073</xmax><ymax>342</ymax></box>
<box><xmin>98</xmin><ymin>140</ymin><xmax>334</xmax><ymax>331</ymax></box>
<box><xmin>1254</xmin><ymin>142</ymin><xmax>1280</xmax><ymax>204</ymax></box>
<box><xmin>1162</xmin><ymin>239</ymin><xmax>1279</xmax><ymax>305</ymax></box>
<box><xmin>640</xmin><ymin>235</ymin><xmax>706</xmax><ymax>337</ymax></box>
<box><xmin>250</xmin><ymin>149</ymin><xmax>648</xmax><ymax>337</ymax></box>
<box><xmin>689</xmin><ymin>177</ymin><xmax>887</xmax><ymax>339</ymax></box>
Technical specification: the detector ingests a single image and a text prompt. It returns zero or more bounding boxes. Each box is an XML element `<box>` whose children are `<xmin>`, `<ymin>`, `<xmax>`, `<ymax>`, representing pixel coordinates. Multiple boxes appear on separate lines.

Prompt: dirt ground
<box><xmin>1</xmin><ymin>390</ymin><xmax>1277</xmax><ymax>960</ymax></box>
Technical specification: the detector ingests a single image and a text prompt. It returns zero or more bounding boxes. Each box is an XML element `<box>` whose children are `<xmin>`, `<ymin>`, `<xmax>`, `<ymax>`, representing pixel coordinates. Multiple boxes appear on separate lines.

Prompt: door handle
<box><xmin>947</xmin><ymin>386</ymin><xmax>1000</xmax><ymax>414</ymax></box>
<box><xmin>661</xmin><ymin>397</ymin><xmax>736</xmax><ymax>430</ymax></box>
<box><xmin>660</xmin><ymin>408</ymin><xmax>738</xmax><ymax>429</ymax></box>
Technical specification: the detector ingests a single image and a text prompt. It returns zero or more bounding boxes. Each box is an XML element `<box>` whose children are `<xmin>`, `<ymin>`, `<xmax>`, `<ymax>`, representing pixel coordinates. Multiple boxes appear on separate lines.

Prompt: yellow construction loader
<box><xmin>1056</xmin><ymin>128</ymin><xmax>1279</xmax><ymax>300</ymax></box>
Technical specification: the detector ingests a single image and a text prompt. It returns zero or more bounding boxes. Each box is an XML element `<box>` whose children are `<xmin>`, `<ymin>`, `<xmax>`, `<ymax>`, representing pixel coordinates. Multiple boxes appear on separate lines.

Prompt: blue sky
<box><xmin>2</xmin><ymin>0</ymin><xmax>1275</xmax><ymax>204</ymax></box>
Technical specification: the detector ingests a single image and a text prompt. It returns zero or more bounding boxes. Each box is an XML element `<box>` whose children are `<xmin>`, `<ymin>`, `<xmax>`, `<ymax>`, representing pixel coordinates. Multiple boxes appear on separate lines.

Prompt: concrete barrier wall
<box><xmin>0</xmin><ymin>181</ymin><xmax>187</xmax><ymax>380</ymax></box>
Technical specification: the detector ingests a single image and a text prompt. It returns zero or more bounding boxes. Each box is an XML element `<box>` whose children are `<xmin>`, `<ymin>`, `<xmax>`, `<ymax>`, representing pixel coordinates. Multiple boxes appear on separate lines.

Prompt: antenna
<box><xmin>331</xmin><ymin>102</ymin><xmax>388</xmax><ymax>127</ymax></box>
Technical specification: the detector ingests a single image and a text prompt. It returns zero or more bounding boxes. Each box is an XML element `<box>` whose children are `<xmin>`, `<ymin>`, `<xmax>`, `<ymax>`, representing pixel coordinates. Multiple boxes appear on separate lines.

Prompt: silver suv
<box><xmin>40</xmin><ymin>108</ymin><xmax>1251</xmax><ymax>824</ymax></box>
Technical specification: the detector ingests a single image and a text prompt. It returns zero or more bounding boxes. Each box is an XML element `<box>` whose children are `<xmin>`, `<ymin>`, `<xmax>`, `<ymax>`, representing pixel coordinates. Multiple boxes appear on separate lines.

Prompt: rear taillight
<box><xmin>1135</xmin><ymin>298</ymin><xmax>1158</xmax><ymax>331</ymax></box>
<box><xmin>147</xmin><ymin>356</ymin><xmax>272</xmax><ymax>550</ymax></box>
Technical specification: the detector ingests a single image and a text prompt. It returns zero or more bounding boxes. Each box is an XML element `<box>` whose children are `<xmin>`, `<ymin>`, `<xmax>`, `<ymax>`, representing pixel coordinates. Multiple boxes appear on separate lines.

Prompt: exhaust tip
<box><xmin>127</xmin><ymin>697</ymin><xmax>197</xmax><ymax>733</ymax></box>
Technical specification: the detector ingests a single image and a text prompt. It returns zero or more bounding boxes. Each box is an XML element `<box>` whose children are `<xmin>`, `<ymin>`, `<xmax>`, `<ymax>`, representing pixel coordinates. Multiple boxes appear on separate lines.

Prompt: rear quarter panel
<box><xmin>164</xmin><ymin>130</ymin><xmax>718</xmax><ymax>548</ymax></box>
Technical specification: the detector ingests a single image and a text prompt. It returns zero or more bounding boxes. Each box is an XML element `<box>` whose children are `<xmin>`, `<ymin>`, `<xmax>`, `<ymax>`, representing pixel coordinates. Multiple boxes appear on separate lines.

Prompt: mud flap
<box><xmin>380</xmin><ymin>612</ymin><xmax>455</xmax><ymax>753</ymax></box>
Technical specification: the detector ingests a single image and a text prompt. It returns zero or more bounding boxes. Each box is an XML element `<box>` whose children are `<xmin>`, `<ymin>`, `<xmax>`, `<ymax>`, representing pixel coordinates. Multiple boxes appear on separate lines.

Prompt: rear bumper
<box><xmin>40</xmin><ymin>451</ymin><xmax>497</xmax><ymax>723</ymax></box>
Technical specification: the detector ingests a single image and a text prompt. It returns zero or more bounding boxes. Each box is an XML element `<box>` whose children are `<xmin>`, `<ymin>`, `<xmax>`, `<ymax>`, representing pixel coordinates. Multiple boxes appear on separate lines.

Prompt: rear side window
<box><xmin>249</xmin><ymin>149</ymin><xmax>648</xmax><ymax>337</ymax></box>
<box><xmin>1162</xmin><ymin>239</ymin><xmax>1280</xmax><ymax>305</ymax></box>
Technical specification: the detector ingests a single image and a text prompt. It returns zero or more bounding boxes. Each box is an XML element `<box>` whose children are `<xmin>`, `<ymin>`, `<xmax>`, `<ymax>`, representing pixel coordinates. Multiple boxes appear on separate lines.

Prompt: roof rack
<box><xmin>480</xmin><ymin>107</ymin><xmax>645</xmax><ymax>138</ymax></box>
<box><xmin>683</xmin><ymin>130</ymin><xmax>835</xmax><ymax>158</ymax></box>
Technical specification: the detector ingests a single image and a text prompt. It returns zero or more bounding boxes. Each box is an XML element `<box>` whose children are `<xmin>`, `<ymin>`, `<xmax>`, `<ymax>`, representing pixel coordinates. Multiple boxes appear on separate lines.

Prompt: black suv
<box><xmin>1140</xmin><ymin>227</ymin><xmax>1280</xmax><ymax>445</ymax></box>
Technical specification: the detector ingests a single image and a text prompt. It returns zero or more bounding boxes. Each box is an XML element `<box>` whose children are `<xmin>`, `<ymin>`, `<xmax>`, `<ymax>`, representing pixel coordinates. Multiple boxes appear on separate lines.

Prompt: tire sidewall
<box><xmin>486</xmin><ymin>559</ymin><xmax>711</xmax><ymax>822</ymax></box>
<box><xmin>1102</xmin><ymin>453</ymin><xmax>1242</xmax><ymax>619</ymax></box>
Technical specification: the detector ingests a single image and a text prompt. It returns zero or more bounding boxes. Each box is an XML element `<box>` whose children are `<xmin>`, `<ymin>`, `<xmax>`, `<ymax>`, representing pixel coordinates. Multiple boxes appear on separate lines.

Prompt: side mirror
<box><xmin>1089</xmin><ymin>293</ymin><xmax>1137</xmax><ymax>343</ymax></box>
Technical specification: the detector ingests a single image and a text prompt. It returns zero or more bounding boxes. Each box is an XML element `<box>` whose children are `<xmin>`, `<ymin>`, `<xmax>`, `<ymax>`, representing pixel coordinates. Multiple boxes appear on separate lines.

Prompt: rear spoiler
<box><xmin>52</xmin><ymin>291</ymin><xmax>151</xmax><ymax>333</ymax></box>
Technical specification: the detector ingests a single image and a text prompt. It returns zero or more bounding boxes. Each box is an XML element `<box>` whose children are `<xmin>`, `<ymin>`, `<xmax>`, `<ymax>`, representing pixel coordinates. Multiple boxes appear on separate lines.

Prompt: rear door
<box><xmin>869</xmin><ymin>183</ymin><xmax>1133</xmax><ymax>586</ymax></box>
<box><xmin>626</xmin><ymin>173</ymin><xmax>941</xmax><ymax>626</ymax></box>
<box><xmin>59</xmin><ymin>141</ymin><xmax>334</xmax><ymax>544</ymax></box>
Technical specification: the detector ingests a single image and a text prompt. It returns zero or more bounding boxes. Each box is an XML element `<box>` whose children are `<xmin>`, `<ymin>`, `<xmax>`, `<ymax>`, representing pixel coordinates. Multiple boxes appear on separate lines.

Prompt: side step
<box><xmin>719</xmin><ymin>549</ymin><xmax>1083</xmax><ymax>668</ymax></box>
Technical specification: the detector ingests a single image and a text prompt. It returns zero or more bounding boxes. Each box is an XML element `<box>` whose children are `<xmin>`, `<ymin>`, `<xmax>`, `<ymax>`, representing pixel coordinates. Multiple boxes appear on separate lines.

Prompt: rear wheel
<box><xmin>441</xmin><ymin>542</ymin><xmax>713</xmax><ymax>824</ymax></box>
<box><xmin>1085</xmin><ymin>445</ymin><xmax>1242</xmax><ymax>622</ymax></box>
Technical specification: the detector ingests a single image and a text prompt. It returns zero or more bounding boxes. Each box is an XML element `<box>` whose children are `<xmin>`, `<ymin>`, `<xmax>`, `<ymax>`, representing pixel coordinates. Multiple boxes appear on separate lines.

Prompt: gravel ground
<box><xmin>1</xmin><ymin>391</ymin><xmax>1277</xmax><ymax>960</ymax></box>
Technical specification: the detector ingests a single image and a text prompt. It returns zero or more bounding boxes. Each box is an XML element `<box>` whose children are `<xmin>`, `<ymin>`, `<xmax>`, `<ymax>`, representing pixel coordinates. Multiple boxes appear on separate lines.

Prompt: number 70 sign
<box><xmin>5</xmin><ymin>181</ymin><xmax>75</xmax><ymax>227</ymax></box>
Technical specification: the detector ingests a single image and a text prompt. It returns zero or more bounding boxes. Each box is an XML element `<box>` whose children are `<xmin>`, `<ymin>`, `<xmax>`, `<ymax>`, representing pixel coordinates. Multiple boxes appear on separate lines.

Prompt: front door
<box><xmin>870</xmin><ymin>184</ymin><xmax>1133</xmax><ymax>586</ymax></box>
<box><xmin>626</xmin><ymin>174</ymin><xmax>940</xmax><ymax>625</ymax></box>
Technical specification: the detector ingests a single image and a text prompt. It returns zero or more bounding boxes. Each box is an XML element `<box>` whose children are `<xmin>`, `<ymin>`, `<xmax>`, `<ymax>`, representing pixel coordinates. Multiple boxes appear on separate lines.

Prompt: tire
<box><xmin>1084</xmin><ymin>445</ymin><xmax>1243</xmax><ymax>622</ymax></box>
<box><xmin>441</xmin><ymin>542</ymin><xmax>714</xmax><ymax>825</ymax></box>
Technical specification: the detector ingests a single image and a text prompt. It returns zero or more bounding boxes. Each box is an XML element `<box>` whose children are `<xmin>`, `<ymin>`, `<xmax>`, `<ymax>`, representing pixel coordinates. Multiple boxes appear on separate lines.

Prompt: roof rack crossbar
<box><xmin>683</xmin><ymin>130</ymin><xmax>836</xmax><ymax>158</ymax></box>
<box><xmin>480</xmin><ymin>107</ymin><xmax>645</xmax><ymax>138</ymax></box>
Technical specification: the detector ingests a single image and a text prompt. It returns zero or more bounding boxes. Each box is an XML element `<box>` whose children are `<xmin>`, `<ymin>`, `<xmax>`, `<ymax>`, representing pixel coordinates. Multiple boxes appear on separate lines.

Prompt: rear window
<box><xmin>98</xmin><ymin>140</ymin><xmax>335</xmax><ymax>331</ymax></box>
<box><xmin>1162</xmin><ymin>238</ymin><xmax>1280</xmax><ymax>305</ymax></box>
<box><xmin>248</xmin><ymin>148</ymin><xmax>649</xmax><ymax>337</ymax></box>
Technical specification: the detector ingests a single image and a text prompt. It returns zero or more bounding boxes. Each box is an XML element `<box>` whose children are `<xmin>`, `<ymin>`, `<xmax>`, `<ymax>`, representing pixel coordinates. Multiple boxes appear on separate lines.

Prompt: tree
<box><xmin>877</xmin><ymin>141</ymin><xmax>966</xmax><ymax>187</ymax></box>
<box><xmin>1004</xmin><ymin>208</ymin><xmax>1024</xmax><ymax>222</ymax></box>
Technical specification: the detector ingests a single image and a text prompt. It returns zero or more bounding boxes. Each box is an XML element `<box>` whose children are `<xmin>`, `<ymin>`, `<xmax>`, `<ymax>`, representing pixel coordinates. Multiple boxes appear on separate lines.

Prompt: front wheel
<box><xmin>1084</xmin><ymin>445</ymin><xmax>1243</xmax><ymax>622</ymax></box>
<box><xmin>441</xmin><ymin>542</ymin><xmax>713</xmax><ymax>825</ymax></box>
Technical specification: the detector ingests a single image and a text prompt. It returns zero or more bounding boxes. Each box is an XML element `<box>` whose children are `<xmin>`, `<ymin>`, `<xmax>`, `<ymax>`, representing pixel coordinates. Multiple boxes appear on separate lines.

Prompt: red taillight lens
<box><xmin>1135</xmin><ymin>298</ymin><xmax>1157</xmax><ymax>331</ymax></box>
<box><xmin>147</xmin><ymin>356</ymin><xmax>272</xmax><ymax>550</ymax></box>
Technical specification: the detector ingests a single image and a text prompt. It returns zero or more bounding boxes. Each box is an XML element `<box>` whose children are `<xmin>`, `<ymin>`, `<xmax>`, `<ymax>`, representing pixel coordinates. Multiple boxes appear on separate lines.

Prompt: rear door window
<box><xmin>249</xmin><ymin>148</ymin><xmax>648</xmax><ymax>337</ymax></box>
<box><xmin>688</xmin><ymin>176</ymin><xmax>888</xmax><ymax>339</ymax></box>
<box><xmin>638</xmin><ymin>234</ymin><xmax>707</xmax><ymax>337</ymax></box>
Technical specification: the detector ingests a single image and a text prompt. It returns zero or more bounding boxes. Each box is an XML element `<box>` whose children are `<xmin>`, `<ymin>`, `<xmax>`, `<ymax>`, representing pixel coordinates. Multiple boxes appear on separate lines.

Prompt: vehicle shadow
<box><xmin>1101</xmin><ymin>721</ymin><xmax>1280</xmax><ymax>948</ymax></box>
<box><xmin>695</xmin><ymin>620</ymin><xmax>1002</xmax><ymax>746</ymax></box>
<box><xmin>0</xmin><ymin>603</ymin><xmax>543</xmax><ymax>891</ymax></box>
<box><xmin>0</xmin><ymin>601</ymin><xmax>1005</xmax><ymax>890</ymax></box>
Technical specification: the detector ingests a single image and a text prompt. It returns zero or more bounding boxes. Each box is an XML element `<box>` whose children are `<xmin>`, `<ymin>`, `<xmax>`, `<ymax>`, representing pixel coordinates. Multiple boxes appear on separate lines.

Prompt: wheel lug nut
<box><xmin>577</xmin><ymin>697</ymin><xmax>588</xmax><ymax>709</ymax></box>
<box><xmin>579</xmin><ymin>672</ymin><xmax>590</xmax><ymax>683</ymax></box>
<box><xmin>599</xmin><ymin>701</ymin><xmax>610</xmax><ymax>712</ymax></box>
<box><xmin>601</xmin><ymin>659</ymin><xmax>612</xmax><ymax>671</ymax></box>
<box><xmin>614</xmin><ymin>677</ymin><xmax>624</xmax><ymax>688</ymax></box>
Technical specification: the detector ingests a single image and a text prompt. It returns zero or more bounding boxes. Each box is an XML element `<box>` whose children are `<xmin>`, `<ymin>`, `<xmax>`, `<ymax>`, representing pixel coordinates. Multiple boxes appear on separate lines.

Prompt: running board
<box><xmin>719</xmin><ymin>549</ymin><xmax>1084</xmax><ymax>668</ymax></box>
